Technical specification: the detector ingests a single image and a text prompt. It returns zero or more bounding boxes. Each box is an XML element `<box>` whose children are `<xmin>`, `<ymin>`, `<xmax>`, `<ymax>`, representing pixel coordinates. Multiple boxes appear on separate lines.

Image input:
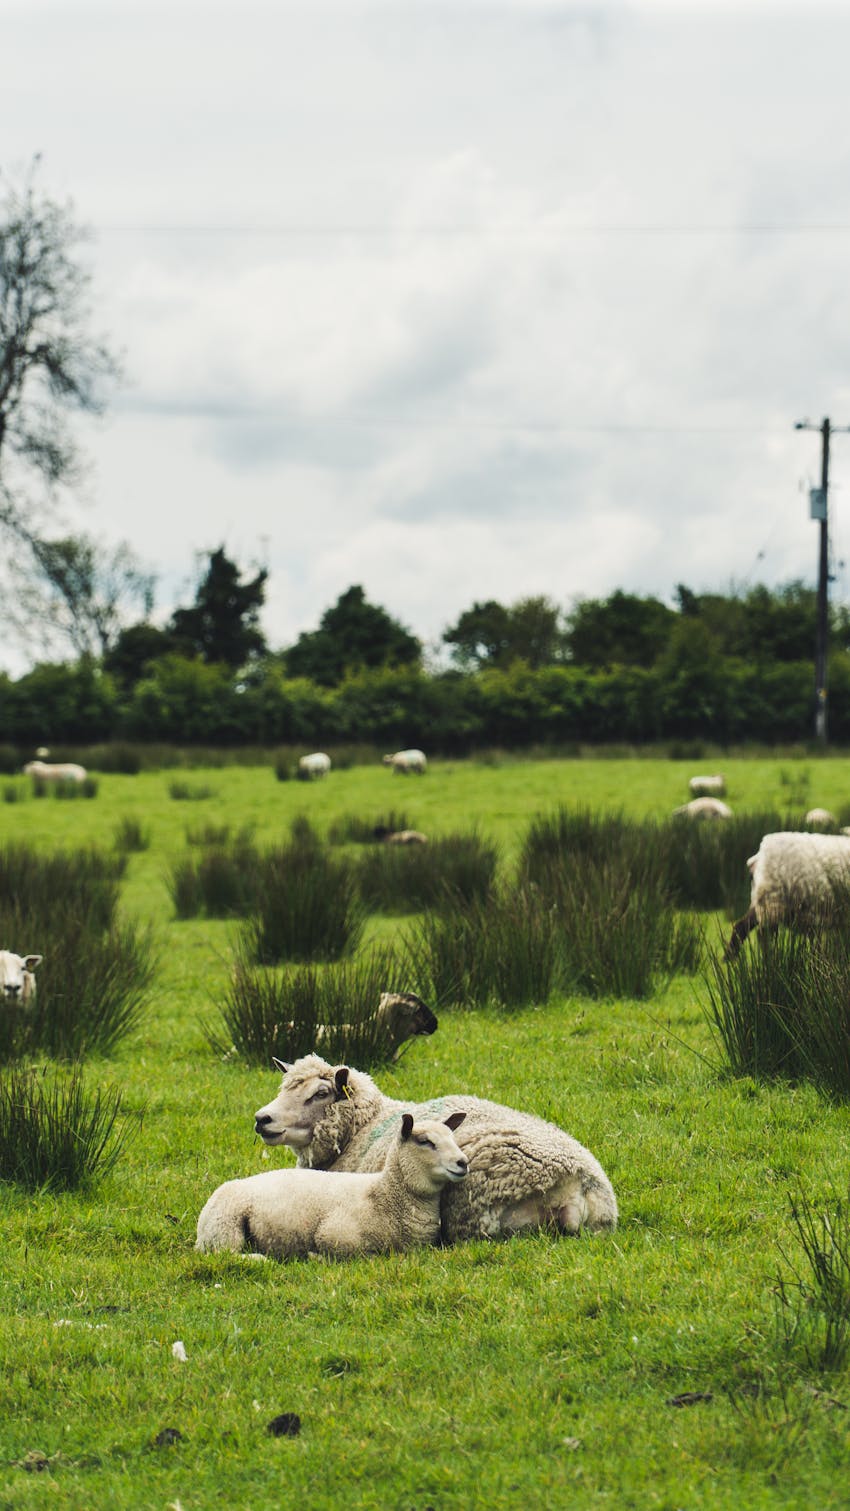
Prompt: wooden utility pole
<box><xmin>795</xmin><ymin>416</ymin><xmax>850</xmax><ymax>744</ymax></box>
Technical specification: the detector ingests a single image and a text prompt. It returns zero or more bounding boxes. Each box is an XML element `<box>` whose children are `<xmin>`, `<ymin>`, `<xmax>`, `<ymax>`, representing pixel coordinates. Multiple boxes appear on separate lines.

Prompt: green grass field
<box><xmin>2</xmin><ymin>755</ymin><xmax>850</xmax><ymax>1510</ymax></box>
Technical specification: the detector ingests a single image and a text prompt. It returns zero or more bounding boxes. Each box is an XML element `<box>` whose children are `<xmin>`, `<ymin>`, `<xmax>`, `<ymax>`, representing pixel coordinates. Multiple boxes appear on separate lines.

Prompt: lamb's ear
<box><xmin>271</xmin><ymin>1057</ymin><xmax>290</xmax><ymax>1075</ymax></box>
<box><xmin>443</xmin><ymin>1111</ymin><xmax>466</xmax><ymax>1131</ymax></box>
<box><xmin>334</xmin><ymin>1066</ymin><xmax>350</xmax><ymax>1100</ymax></box>
<box><xmin>400</xmin><ymin>1113</ymin><xmax>414</xmax><ymax>1140</ymax></box>
<box><xmin>24</xmin><ymin>955</ymin><xmax>43</xmax><ymax>972</ymax></box>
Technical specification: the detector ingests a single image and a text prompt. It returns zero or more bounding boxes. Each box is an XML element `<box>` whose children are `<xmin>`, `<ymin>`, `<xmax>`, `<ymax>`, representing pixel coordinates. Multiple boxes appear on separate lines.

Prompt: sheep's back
<box><xmin>751</xmin><ymin>832</ymin><xmax>850</xmax><ymax>922</ymax></box>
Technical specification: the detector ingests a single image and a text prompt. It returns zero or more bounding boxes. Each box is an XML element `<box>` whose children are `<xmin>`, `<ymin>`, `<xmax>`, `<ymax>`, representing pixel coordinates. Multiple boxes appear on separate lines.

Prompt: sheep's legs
<box><xmin>725</xmin><ymin>907</ymin><xmax>757</xmax><ymax>962</ymax></box>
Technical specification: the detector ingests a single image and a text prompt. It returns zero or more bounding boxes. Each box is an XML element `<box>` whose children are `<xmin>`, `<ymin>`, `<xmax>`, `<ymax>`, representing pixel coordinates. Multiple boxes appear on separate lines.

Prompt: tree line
<box><xmin>2</xmin><ymin>161</ymin><xmax>847</xmax><ymax>749</ymax></box>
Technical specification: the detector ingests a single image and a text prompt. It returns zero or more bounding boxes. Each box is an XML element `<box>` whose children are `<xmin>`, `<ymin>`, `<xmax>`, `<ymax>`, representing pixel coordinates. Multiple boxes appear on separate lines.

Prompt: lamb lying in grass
<box><xmin>254</xmin><ymin>1055</ymin><xmax>618</xmax><ymax>1240</ymax></box>
<box><xmin>196</xmin><ymin>1111</ymin><xmax>467</xmax><ymax>1257</ymax></box>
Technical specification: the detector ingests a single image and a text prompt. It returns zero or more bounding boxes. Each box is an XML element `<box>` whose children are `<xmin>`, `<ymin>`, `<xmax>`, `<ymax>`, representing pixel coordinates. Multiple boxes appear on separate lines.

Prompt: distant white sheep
<box><xmin>672</xmin><ymin>797</ymin><xmax>732</xmax><ymax>820</ymax></box>
<box><xmin>297</xmin><ymin>752</ymin><xmax>331</xmax><ymax>780</ymax></box>
<box><xmin>0</xmin><ymin>950</ymin><xmax>43</xmax><ymax>1004</ymax></box>
<box><xmin>254</xmin><ymin>1055</ymin><xmax>618</xmax><ymax>1240</ymax></box>
<box><xmin>726</xmin><ymin>830</ymin><xmax>850</xmax><ymax>957</ymax></box>
<box><xmin>688</xmin><ymin>774</ymin><xmax>726</xmax><ymax>797</ymax></box>
<box><xmin>385</xmin><ymin>830</ymin><xmax>428</xmax><ymax>845</ymax></box>
<box><xmin>382</xmin><ymin>749</ymin><xmax>427</xmax><ymax>775</ymax></box>
<box><xmin>805</xmin><ymin>807</ymin><xmax>836</xmax><ymax>830</ymax></box>
<box><xmin>23</xmin><ymin>760</ymin><xmax>87</xmax><ymax>784</ymax></box>
<box><xmin>196</xmin><ymin>1110</ymin><xmax>468</xmax><ymax>1257</ymax></box>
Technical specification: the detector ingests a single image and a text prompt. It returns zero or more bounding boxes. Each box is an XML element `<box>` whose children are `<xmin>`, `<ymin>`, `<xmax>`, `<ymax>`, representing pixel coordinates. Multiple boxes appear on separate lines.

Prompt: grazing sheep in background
<box><xmin>283</xmin><ymin>991</ymin><xmax>438</xmax><ymax>1064</ymax></box>
<box><xmin>672</xmin><ymin>797</ymin><xmax>732</xmax><ymax>820</ymax></box>
<box><xmin>254</xmin><ymin>1055</ymin><xmax>618</xmax><ymax>1240</ymax></box>
<box><xmin>23</xmin><ymin>760</ymin><xmax>87</xmax><ymax>784</ymax></box>
<box><xmin>805</xmin><ymin>807</ymin><xmax>836</xmax><ymax>829</ymax></box>
<box><xmin>0</xmin><ymin>951</ymin><xmax>43</xmax><ymax>1004</ymax></box>
<box><xmin>196</xmin><ymin>1111</ymin><xmax>468</xmax><ymax>1257</ymax></box>
<box><xmin>688</xmin><ymin>774</ymin><xmax>726</xmax><ymax>797</ymax></box>
<box><xmin>385</xmin><ymin>829</ymin><xmax>429</xmax><ymax>846</ymax></box>
<box><xmin>297</xmin><ymin>752</ymin><xmax>332</xmax><ymax>780</ymax></box>
<box><xmin>726</xmin><ymin>831</ymin><xmax>850</xmax><ymax>958</ymax></box>
<box><xmin>34</xmin><ymin>747</ymin><xmax>50</xmax><ymax>759</ymax></box>
<box><xmin>382</xmin><ymin>749</ymin><xmax>427</xmax><ymax>775</ymax></box>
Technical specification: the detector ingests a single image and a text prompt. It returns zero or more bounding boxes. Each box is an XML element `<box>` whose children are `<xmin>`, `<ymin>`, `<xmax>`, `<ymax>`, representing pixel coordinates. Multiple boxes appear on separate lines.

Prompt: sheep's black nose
<box><xmin>4</xmin><ymin>984</ymin><xmax>21</xmax><ymax>997</ymax></box>
<box><xmin>254</xmin><ymin>1114</ymin><xmax>273</xmax><ymax>1133</ymax></box>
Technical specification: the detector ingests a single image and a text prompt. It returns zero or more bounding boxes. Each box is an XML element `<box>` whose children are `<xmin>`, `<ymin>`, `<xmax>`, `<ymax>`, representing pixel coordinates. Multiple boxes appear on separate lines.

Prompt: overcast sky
<box><xmin>3</xmin><ymin>0</ymin><xmax>850</xmax><ymax>673</ymax></box>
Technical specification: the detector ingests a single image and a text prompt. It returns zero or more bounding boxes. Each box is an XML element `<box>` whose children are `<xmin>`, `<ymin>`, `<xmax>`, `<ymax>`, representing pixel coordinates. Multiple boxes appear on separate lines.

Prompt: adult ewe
<box><xmin>23</xmin><ymin>760</ymin><xmax>87</xmax><ymax>784</ymax></box>
<box><xmin>254</xmin><ymin>1055</ymin><xmax>618</xmax><ymax>1240</ymax></box>
<box><xmin>197</xmin><ymin>1111</ymin><xmax>467</xmax><ymax>1257</ymax></box>
<box><xmin>0</xmin><ymin>950</ymin><xmax>42</xmax><ymax>1004</ymax></box>
<box><xmin>726</xmin><ymin>831</ymin><xmax>850</xmax><ymax>958</ymax></box>
<box><xmin>297</xmin><ymin>752</ymin><xmax>332</xmax><ymax>780</ymax></box>
<box><xmin>284</xmin><ymin>991</ymin><xmax>438</xmax><ymax>1063</ymax></box>
<box><xmin>382</xmin><ymin>749</ymin><xmax>427</xmax><ymax>775</ymax></box>
<box><xmin>672</xmin><ymin>797</ymin><xmax>732</xmax><ymax>820</ymax></box>
<box><xmin>688</xmin><ymin>774</ymin><xmax>726</xmax><ymax>798</ymax></box>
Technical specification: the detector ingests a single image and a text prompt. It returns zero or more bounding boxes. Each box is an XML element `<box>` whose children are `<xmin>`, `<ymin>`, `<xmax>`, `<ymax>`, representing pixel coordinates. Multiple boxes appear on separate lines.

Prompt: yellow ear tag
<box><xmin>342</xmin><ymin>1082</ymin><xmax>353</xmax><ymax>1100</ymax></box>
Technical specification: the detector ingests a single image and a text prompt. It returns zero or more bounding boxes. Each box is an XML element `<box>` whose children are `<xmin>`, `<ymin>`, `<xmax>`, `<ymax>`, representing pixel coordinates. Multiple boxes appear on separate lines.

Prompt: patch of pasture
<box><xmin>1</xmin><ymin>755</ymin><xmax>850</xmax><ymax>1507</ymax></box>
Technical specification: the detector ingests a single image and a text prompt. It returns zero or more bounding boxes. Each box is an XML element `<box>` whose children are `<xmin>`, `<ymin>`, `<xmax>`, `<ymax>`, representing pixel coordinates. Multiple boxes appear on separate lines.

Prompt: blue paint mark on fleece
<box><xmin>363</xmin><ymin>1098</ymin><xmax>450</xmax><ymax>1150</ymax></box>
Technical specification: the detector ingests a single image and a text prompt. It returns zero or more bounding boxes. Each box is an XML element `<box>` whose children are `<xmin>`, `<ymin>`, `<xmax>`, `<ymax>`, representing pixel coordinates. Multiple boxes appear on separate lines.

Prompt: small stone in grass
<box><xmin>267</xmin><ymin>1412</ymin><xmax>301</xmax><ymax>1438</ymax></box>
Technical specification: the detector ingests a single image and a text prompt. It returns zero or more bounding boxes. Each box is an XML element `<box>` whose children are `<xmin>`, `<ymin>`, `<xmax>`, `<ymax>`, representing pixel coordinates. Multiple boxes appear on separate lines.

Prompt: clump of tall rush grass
<box><xmin>517</xmin><ymin>808</ymin><xmax>702</xmax><ymax>999</ymax></box>
<box><xmin>0</xmin><ymin>844</ymin><xmax>157</xmax><ymax>1061</ymax></box>
<box><xmin>703</xmin><ymin>906</ymin><xmax>850</xmax><ymax>1097</ymax></box>
<box><xmin>242</xmin><ymin>819</ymin><xmax>364</xmax><ymax>964</ymax></box>
<box><xmin>773</xmin><ymin>1184</ymin><xmax>850</xmax><ymax>1373</ymax></box>
<box><xmin>401</xmin><ymin>885</ymin><xmax>563</xmax><ymax>1009</ymax></box>
<box><xmin>357</xmin><ymin>831</ymin><xmax>499</xmax><ymax>914</ymax></box>
<box><xmin>0</xmin><ymin>1063</ymin><xmax>141</xmax><ymax>1191</ymax></box>
<box><xmin>327</xmin><ymin>811</ymin><xmax>413</xmax><ymax>844</ymax></box>
<box><xmin>209</xmin><ymin>943</ymin><xmax>411</xmax><ymax>1067</ymax></box>
<box><xmin>169</xmin><ymin>831</ymin><xmax>262</xmax><ymax>918</ymax></box>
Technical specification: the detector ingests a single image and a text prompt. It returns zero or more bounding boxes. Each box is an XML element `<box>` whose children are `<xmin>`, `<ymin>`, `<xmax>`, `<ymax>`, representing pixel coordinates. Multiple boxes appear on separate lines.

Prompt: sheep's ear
<box><xmin>443</xmin><ymin>1111</ymin><xmax>466</xmax><ymax>1131</ymax></box>
<box><xmin>400</xmin><ymin>1113</ymin><xmax>414</xmax><ymax>1141</ymax></box>
<box><xmin>334</xmin><ymin>1067</ymin><xmax>350</xmax><ymax>1100</ymax></box>
<box><xmin>24</xmin><ymin>955</ymin><xmax>43</xmax><ymax>972</ymax></box>
<box><xmin>271</xmin><ymin>1057</ymin><xmax>290</xmax><ymax>1075</ymax></box>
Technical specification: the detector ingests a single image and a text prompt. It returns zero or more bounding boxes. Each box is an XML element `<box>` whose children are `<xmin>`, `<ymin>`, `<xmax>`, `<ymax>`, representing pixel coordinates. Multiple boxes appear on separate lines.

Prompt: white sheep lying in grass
<box><xmin>688</xmin><ymin>774</ymin><xmax>726</xmax><ymax>797</ymax></box>
<box><xmin>0</xmin><ymin>950</ymin><xmax>43</xmax><ymax>1004</ymax></box>
<box><xmin>254</xmin><ymin>1055</ymin><xmax>618</xmax><ymax>1241</ymax></box>
<box><xmin>284</xmin><ymin>991</ymin><xmax>438</xmax><ymax>1063</ymax></box>
<box><xmin>196</xmin><ymin>1110</ymin><xmax>468</xmax><ymax>1257</ymax></box>
<box><xmin>382</xmin><ymin>749</ymin><xmax>427</xmax><ymax>774</ymax></box>
<box><xmin>672</xmin><ymin>797</ymin><xmax>732</xmax><ymax>820</ymax></box>
<box><xmin>297</xmin><ymin>752</ymin><xmax>331</xmax><ymax>780</ymax></box>
<box><xmin>726</xmin><ymin>831</ymin><xmax>850</xmax><ymax>958</ymax></box>
<box><xmin>23</xmin><ymin>760</ymin><xmax>87</xmax><ymax>784</ymax></box>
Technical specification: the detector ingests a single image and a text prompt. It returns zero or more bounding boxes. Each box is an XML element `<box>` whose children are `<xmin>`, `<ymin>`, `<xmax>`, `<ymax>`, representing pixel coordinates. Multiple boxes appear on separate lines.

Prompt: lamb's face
<box><xmin>398</xmin><ymin>1112</ymin><xmax>469</xmax><ymax>1189</ymax></box>
<box><xmin>254</xmin><ymin>1057</ymin><xmax>346</xmax><ymax>1148</ymax></box>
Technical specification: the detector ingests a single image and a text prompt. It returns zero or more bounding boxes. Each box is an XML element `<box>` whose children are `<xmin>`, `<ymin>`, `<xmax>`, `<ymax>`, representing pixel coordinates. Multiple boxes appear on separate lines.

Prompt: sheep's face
<box><xmin>0</xmin><ymin>950</ymin><xmax>42</xmax><ymax>1002</ymax></box>
<box><xmin>379</xmin><ymin>992</ymin><xmax>438</xmax><ymax>1039</ymax></box>
<box><xmin>398</xmin><ymin>1112</ymin><xmax>469</xmax><ymax>1189</ymax></box>
<box><xmin>254</xmin><ymin>1055</ymin><xmax>348</xmax><ymax>1148</ymax></box>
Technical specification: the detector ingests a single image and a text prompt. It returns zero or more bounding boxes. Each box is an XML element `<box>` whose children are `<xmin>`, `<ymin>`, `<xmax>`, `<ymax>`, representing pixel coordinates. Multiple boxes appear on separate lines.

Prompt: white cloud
<box><xmin>2</xmin><ymin>0</ymin><xmax>850</xmax><ymax>674</ymax></box>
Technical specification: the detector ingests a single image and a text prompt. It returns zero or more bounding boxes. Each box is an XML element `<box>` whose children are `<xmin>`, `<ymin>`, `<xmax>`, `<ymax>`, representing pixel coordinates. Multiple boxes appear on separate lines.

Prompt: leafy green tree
<box><xmin>565</xmin><ymin>591</ymin><xmax>676</xmax><ymax>668</ymax></box>
<box><xmin>443</xmin><ymin>595</ymin><xmax>564</xmax><ymax>670</ymax></box>
<box><xmin>102</xmin><ymin>622</ymin><xmax>176</xmax><ymax>691</ymax></box>
<box><xmin>285</xmin><ymin>585</ymin><xmax>421</xmax><ymax>686</ymax></box>
<box><xmin>168</xmin><ymin>547</ymin><xmax>267</xmax><ymax>668</ymax></box>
